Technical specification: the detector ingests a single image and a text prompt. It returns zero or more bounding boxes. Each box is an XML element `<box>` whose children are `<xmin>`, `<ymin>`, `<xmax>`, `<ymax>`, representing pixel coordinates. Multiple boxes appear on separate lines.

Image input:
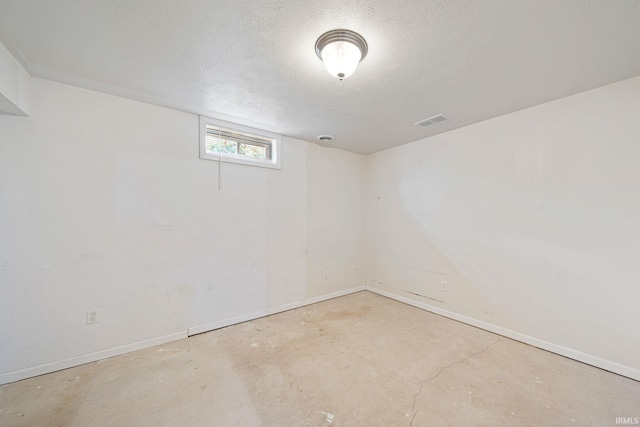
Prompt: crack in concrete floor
<box><xmin>409</xmin><ymin>339</ymin><xmax>500</xmax><ymax>427</ymax></box>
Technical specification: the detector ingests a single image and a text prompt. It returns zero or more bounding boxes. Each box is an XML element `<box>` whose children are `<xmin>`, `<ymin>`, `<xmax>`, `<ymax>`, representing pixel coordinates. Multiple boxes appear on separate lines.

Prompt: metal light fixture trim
<box><xmin>315</xmin><ymin>29</ymin><xmax>368</xmax><ymax>80</ymax></box>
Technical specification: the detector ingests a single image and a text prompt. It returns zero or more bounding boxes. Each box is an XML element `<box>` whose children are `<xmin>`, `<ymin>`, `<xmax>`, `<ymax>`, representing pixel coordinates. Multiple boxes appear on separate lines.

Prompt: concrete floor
<box><xmin>1</xmin><ymin>291</ymin><xmax>638</xmax><ymax>426</ymax></box>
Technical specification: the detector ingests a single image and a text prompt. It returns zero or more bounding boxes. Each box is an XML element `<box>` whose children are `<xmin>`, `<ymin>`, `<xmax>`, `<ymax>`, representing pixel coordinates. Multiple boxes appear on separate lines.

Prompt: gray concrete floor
<box><xmin>1</xmin><ymin>291</ymin><xmax>639</xmax><ymax>426</ymax></box>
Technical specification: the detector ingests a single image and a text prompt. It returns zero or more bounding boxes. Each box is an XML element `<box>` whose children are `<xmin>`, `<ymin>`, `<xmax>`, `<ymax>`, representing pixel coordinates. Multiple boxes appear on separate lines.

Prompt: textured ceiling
<box><xmin>1</xmin><ymin>0</ymin><xmax>640</xmax><ymax>154</ymax></box>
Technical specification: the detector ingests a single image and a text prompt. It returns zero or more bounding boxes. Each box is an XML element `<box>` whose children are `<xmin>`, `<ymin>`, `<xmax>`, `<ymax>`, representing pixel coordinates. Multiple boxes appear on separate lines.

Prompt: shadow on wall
<box><xmin>367</xmin><ymin>83</ymin><xmax>640</xmax><ymax>373</ymax></box>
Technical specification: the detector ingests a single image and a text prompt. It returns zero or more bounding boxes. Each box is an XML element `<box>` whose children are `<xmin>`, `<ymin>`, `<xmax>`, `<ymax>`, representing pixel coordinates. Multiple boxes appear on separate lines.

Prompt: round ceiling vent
<box><xmin>316</xmin><ymin>135</ymin><xmax>335</xmax><ymax>142</ymax></box>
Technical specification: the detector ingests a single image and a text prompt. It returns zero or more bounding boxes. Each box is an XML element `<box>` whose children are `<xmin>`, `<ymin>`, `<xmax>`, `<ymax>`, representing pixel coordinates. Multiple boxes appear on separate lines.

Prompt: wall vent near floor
<box><xmin>415</xmin><ymin>114</ymin><xmax>448</xmax><ymax>128</ymax></box>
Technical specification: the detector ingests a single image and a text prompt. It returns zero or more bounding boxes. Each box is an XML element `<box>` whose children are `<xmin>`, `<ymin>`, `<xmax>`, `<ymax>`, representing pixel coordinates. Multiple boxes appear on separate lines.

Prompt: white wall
<box><xmin>366</xmin><ymin>76</ymin><xmax>640</xmax><ymax>380</ymax></box>
<box><xmin>3</xmin><ymin>73</ymin><xmax>639</xmax><ymax>384</ymax></box>
<box><xmin>0</xmin><ymin>41</ymin><xmax>31</xmax><ymax>116</ymax></box>
<box><xmin>0</xmin><ymin>78</ymin><xmax>365</xmax><ymax>382</ymax></box>
<box><xmin>306</xmin><ymin>143</ymin><xmax>366</xmax><ymax>297</ymax></box>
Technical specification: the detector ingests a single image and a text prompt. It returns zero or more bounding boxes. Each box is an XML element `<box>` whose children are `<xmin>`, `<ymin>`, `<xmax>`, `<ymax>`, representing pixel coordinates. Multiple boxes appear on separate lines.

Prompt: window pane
<box><xmin>201</xmin><ymin>118</ymin><xmax>280</xmax><ymax>169</ymax></box>
<box><xmin>238</xmin><ymin>143</ymin><xmax>267</xmax><ymax>159</ymax></box>
<box><xmin>218</xmin><ymin>139</ymin><xmax>238</xmax><ymax>154</ymax></box>
<box><xmin>206</xmin><ymin>137</ymin><xmax>238</xmax><ymax>155</ymax></box>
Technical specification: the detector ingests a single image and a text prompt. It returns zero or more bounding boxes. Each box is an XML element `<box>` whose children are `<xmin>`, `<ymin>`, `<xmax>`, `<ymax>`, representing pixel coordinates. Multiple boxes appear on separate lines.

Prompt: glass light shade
<box><xmin>320</xmin><ymin>41</ymin><xmax>363</xmax><ymax>80</ymax></box>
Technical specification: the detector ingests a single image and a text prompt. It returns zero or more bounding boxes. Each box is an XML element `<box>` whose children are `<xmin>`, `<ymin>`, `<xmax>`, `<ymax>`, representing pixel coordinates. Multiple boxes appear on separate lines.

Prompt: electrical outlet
<box><xmin>87</xmin><ymin>310</ymin><xmax>99</xmax><ymax>324</ymax></box>
<box><xmin>322</xmin><ymin>270</ymin><xmax>328</xmax><ymax>280</ymax></box>
<box><xmin>441</xmin><ymin>281</ymin><xmax>448</xmax><ymax>292</ymax></box>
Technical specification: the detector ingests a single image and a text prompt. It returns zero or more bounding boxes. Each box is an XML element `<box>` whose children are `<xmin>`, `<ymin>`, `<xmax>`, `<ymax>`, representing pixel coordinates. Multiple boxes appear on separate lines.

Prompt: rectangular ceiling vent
<box><xmin>415</xmin><ymin>114</ymin><xmax>448</xmax><ymax>128</ymax></box>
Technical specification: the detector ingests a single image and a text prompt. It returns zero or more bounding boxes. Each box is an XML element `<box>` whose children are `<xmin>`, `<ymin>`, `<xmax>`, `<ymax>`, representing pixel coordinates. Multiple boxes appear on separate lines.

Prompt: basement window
<box><xmin>199</xmin><ymin>116</ymin><xmax>281</xmax><ymax>169</ymax></box>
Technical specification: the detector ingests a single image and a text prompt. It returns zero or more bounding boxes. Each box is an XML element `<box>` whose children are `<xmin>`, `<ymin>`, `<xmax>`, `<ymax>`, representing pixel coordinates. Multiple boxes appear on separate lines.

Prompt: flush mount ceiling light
<box><xmin>315</xmin><ymin>29</ymin><xmax>368</xmax><ymax>80</ymax></box>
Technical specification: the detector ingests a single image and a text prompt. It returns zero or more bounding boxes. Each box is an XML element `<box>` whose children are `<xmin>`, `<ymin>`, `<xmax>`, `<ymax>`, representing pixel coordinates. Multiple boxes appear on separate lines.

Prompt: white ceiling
<box><xmin>1</xmin><ymin>0</ymin><xmax>640</xmax><ymax>155</ymax></box>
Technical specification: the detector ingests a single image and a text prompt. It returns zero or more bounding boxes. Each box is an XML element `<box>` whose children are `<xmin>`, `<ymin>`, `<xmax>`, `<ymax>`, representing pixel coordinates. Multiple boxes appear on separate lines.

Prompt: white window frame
<box><xmin>199</xmin><ymin>116</ymin><xmax>281</xmax><ymax>169</ymax></box>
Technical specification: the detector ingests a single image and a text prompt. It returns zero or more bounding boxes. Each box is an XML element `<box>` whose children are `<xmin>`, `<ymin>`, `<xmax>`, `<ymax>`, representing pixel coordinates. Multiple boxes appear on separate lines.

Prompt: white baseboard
<box><xmin>366</xmin><ymin>286</ymin><xmax>640</xmax><ymax>382</ymax></box>
<box><xmin>0</xmin><ymin>331</ymin><xmax>188</xmax><ymax>386</ymax></box>
<box><xmin>188</xmin><ymin>285</ymin><xmax>366</xmax><ymax>336</ymax></box>
<box><xmin>13</xmin><ymin>285</ymin><xmax>629</xmax><ymax>386</ymax></box>
<box><xmin>1</xmin><ymin>286</ymin><xmax>367</xmax><ymax>386</ymax></box>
